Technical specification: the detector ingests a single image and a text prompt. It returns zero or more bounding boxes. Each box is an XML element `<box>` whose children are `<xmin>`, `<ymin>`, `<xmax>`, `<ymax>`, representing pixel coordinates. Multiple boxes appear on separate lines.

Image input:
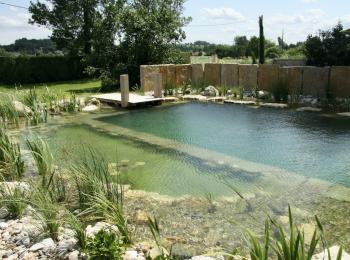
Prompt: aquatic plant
<box><xmin>65</xmin><ymin>210</ymin><xmax>88</xmax><ymax>250</ymax></box>
<box><xmin>30</xmin><ymin>185</ymin><xmax>60</xmax><ymax>241</ymax></box>
<box><xmin>71</xmin><ymin>147</ymin><xmax>124</xmax><ymax>208</ymax></box>
<box><xmin>231</xmin><ymin>205</ymin><xmax>344</xmax><ymax>260</ymax></box>
<box><xmin>85</xmin><ymin>229</ymin><xmax>124</xmax><ymax>260</ymax></box>
<box><xmin>0</xmin><ymin>127</ymin><xmax>25</xmax><ymax>180</ymax></box>
<box><xmin>232</xmin><ymin>86</ymin><xmax>244</xmax><ymax>99</ymax></box>
<box><xmin>218</xmin><ymin>85</ymin><xmax>229</xmax><ymax>97</ymax></box>
<box><xmin>84</xmin><ymin>191</ymin><xmax>131</xmax><ymax>244</ymax></box>
<box><xmin>26</xmin><ymin>135</ymin><xmax>54</xmax><ymax>187</ymax></box>
<box><xmin>63</xmin><ymin>92</ymin><xmax>80</xmax><ymax>112</ymax></box>
<box><xmin>0</xmin><ymin>93</ymin><xmax>19</xmax><ymax>126</ymax></box>
<box><xmin>20</xmin><ymin>88</ymin><xmax>48</xmax><ymax>125</ymax></box>
<box><xmin>0</xmin><ymin>182</ymin><xmax>28</xmax><ymax>219</ymax></box>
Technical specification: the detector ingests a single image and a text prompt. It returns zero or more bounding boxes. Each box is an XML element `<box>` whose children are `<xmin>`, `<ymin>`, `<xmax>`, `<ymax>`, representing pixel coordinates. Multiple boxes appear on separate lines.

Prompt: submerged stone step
<box><xmin>260</xmin><ymin>103</ymin><xmax>288</xmax><ymax>108</ymax></box>
<box><xmin>224</xmin><ymin>100</ymin><xmax>256</xmax><ymax>105</ymax></box>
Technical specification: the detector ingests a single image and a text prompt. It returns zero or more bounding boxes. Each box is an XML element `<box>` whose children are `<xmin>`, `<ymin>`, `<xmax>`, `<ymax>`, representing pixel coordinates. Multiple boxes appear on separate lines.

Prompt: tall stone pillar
<box><xmin>120</xmin><ymin>74</ymin><xmax>129</xmax><ymax>108</ymax></box>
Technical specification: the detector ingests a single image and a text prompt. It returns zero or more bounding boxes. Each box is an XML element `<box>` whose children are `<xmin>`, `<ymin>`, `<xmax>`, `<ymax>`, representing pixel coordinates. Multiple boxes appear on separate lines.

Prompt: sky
<box><xmin>0</xmin><ymin>0</ymin><xmax>349</xmax><ymax>45</ymax></box>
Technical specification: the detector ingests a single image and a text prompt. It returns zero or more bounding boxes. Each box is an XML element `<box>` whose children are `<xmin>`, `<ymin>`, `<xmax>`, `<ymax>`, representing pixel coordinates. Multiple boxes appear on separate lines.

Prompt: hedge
<box><xmin>0</xmin><ymin>56</ymin><xmax>84</xmax><ymax>85</ymax></box>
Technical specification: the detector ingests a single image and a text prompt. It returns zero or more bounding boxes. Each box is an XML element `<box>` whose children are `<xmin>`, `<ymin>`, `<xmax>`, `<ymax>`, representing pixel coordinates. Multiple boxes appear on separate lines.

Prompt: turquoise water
<box><xmin>98</xmin><ymin>103</ymin><xmax>350</xmax><ymax>187</ymax></box>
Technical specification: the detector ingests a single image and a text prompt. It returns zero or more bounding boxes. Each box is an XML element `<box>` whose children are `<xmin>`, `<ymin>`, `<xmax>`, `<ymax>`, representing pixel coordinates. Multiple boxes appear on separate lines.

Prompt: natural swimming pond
<box><xmin>25</xmin><ymin>102</ymin><xmax>350</xmax><ymax>252</ymax></box>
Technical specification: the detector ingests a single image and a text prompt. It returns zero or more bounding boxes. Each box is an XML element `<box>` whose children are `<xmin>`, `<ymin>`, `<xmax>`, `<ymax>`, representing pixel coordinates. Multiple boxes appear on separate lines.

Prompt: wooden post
<box><xmin>120</xmin><ymin>74</ymin><xmax>129</xmax><ymax>108</ymax></box>
<box><xmin>153</xmin><ymin>73</ymin><xmax>163</xmax><ymax>98</ymax></box>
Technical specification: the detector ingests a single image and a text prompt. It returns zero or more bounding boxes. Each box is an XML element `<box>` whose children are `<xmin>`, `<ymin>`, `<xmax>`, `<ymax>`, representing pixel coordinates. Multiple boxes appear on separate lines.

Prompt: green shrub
<box><xmin>85</xmin><ymin>229</ymin><xmax>124</xmax><ymax>260</ymax></box>
<box><xmin>0</xmin><ymin>56</ymin><xmax>84</xmax><ymax>85</ymax></box>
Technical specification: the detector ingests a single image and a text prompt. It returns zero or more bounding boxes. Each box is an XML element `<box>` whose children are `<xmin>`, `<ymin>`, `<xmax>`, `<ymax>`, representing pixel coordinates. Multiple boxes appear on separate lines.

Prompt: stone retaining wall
<box><xmin>140</xmin><ymin>64</ymin><xmax>350</xmax><ymax>98</ymax></box>
<box><xmin>330</xmin><ymin>66</ymin><xmax>350</xmax><ymax>98</ymax></box>
<box><xmin>238</xmin><ymin>65</ymin><xmax>258</xmax><ymax>91</ymax></box>
<box><xmin>204</xmin><ymin>63</ymin><xmax>221</xmax><ymax>86</ymax></box>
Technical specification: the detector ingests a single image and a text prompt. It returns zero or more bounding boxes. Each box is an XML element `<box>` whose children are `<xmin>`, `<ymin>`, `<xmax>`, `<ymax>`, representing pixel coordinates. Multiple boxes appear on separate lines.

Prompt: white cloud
<box><xmin>201</xmin><ymin>7</ymin><xmax>245</xmax><ymax>22</ymax></box>
<box><xmin>301</xmin><ymin>0</ymin><xmax>319</xmax><ymax>3</ymax></box>
<box><xmin>0</xmin><ymin>11</ymin><xmax>50</xmax><ymax>44</ymax></box>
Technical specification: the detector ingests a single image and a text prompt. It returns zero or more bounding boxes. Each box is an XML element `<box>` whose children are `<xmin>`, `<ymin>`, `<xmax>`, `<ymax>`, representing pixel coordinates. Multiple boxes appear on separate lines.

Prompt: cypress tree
<box><xmin>259</xmin><ymin>15</ymin><xmax>265</xmax><ymax>64</ymax></box>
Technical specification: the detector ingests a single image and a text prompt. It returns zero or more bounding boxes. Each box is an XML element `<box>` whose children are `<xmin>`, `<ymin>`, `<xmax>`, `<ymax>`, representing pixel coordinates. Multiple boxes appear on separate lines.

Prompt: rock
<box><xmin>192</xmin><ymin>256</ymin><xmax>224</xmax><ymax>260</ymax></box>
<box><xmin>0</xmin><ymin>221</ymin><xmax>9</xmax><ymax>230</ymax></box>
<box><xmin>337</xmin><ymin>112</ymin><xmax>350</xmax><ymax>117</ymax></box>
<box><xmin>82</xmin><ymin>104</ymin><xmax>99</xmax><ymax>112</ymax></box>
<box><xmin>0</xmin><ymin>207</ymin><xmax>9</xmax><ymax>219</ymax></box>
<box><xmin>68</xmin><ymin>250</ymin><xmax>80</xmax><ymax>260</ymax></box>
<box><xmin>133</xmin><ymin>210</ymin><xmax>149</xmax><ymax>225</ymax></box>
<box><xmin>29</xmin><ymin>238</ymin><xmax>56</xmax><ymax>253</ymax></box>
<box><xmin>57</xmin><ymin>238</ymin><xmax>77</xmax><ymax>256</ymax></box>
<box><xmin>149</xmin><ymin>247</ymin><xmax>163</xmax><ymax>259</ymax></box>
<box><xmin>260</xmin><ymin>103</ymin><xmax>288</xmax><ymax>109</ymax></box>
<box><xmin>312</xmin><ymin>246</ymin><xmax>350</xmax><ymax>260</ymax></box>
<box><xmin>89</xmin><ymin>98</ymin><xmax>100</xmax><ymax>106</ymax></box>
<box><xmin>86</xmin><ymin>222</ymin><xmax>118</xmax><ymax>237</ymax></box>
<box><xmin>0</xmin><ymin>182</ymin><xmax>30</xmax><ymax>193</ymax></box>
<box><xmin>296</xmin><ymin>107</ymin><xmax>322</xmax><ymax>112</ymax></box>
<box><xmin>124</xmin><ymin>250</ymin><xmax>139</xmax><ymax>260</ymax></box>
<box><xmin>204</xmin><ymin>86</ymin><xmax>219</xmax><ymax>97</ymax></box>
<box><xmin>258</xmin><ymin>90</ymin><xmax>270</xmax><ymax>99</ymax></box>
<box><xmin>13</xmin><ymin>101</ymin><xmax>32</xmax><ymax>117</ymax></box>
<box><xmin>171</xmin><ymin>243</ymin><xmax>195</xmax><ymax>258</ymax></box>
<box><xmin>7</xmin><ymin>253</ymin><xmax>18</xmax><ymax>260</ymax></box>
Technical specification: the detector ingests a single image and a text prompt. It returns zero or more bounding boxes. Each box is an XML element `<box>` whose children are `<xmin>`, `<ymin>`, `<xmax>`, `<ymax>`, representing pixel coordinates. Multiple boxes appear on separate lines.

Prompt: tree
<box><xmin>247</xmin><ymin>36</ymin><xmax>259</xmax><ymax>58</ymax></box>
<box><xmin>304</xmin><ymin>23</ymin><xmax>350</xmax><ymax>66</ymax></box>
<box><xmin>233</xmin><ymin>36</ymin><xmax>249</xmax><ymax>57</ymax></box>
<box><xmin>259</xmin><ymin>15</ymin><xmax>265</xmax><ymax>64</ymax></box>
<box><xmin>119</xmin><ymin>0</ymin><xmax>191</xmax><ymax>84</ymax></box>
<box><xmin>29</xmin><ymin>0</ymin><xmax>112</xmax><ymax>56</ymax></box>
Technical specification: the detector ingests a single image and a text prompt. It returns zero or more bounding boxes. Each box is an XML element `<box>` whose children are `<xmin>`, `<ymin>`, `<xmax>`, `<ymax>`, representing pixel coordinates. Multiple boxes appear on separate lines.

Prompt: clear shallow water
<box><xmin>98</xmin><ymin>103</ymin><xmax>350</xmax><ymax>187</ymax></box>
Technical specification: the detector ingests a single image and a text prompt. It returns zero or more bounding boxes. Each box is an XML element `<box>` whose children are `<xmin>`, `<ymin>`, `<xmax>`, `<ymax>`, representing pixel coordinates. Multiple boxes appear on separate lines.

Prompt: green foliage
<box><xmin>265</xmin><ymin>46</ymin><xmax>283</xmax><ymax>59</ymax></box>
<box><xmin>0</xmin><ymin>38</ymin><xmax>57</xmax><ymax>55</ymax></box>
<box><xmin>65</xmin><ymin>211</ymin><xmax>88</xmax><ymax>250</ymax></box>
<box><xmin>85</xmin><ymin>229</ymin><xmax>124</xmax><ymax>260</ymax></box>
<box><xmin>0</xmin><ymin>127</ymin><xmax>25</xmax><ymax>180</ymax></box>
<box><xmin>0</xmin><ymin>183</ymin><xmax>28</xmax><ymax>219</ymax></box>
<box><xmin>271</xmin><ymin>80</ymin><xmax>289</xmax><ymax>102</ymax></box>
<box><xmin>259</xmin><ymin>16</ymin><xmax>265</xmax><ymax>64</ymax></box>
<box><xmin>26</xmin><ymin>135</ymin><xmax>54</xmax><ymax>186</ymax></box>
<box><xmin>0</xmin><ymin>94</ymin><xmax>19</xmax><ymax>126</ymax></box>
<box><xmin>0</xmin><ymin>56</ymin><xmax>84</xmax><ymax>85</ymax></box>
<box><xmin>84</xmin><ymin>191</ymin><xmax>131</xmax><ymax>245</ymax></box>
<box><xmin>238</xmin><ymin>206</ymin><xmax>344</xmax><ymax>260</ymax></box>
<box><xmin>71</xmin><ymin>147</ymin><xmax>124</xmax><ymax>208</ymax></box>
<box><xmin>304</xmin><ymin>23</ymin><xmax>350</xmax><ymax>66</ymax></box>
<box><xmin>232</xmin><ymin>86</ymin><xmax>244</xmax><ymax>99</ymax></box>
<box><xmin>30</xmin><ymin>185</ymin><xmax>60</xmax><ymax>241</ymax></box>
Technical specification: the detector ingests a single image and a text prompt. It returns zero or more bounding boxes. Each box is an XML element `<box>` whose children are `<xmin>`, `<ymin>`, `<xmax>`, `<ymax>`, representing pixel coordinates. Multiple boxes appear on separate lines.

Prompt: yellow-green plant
<box><xmin>0</xmin><ymin>127</ymin><xmax>25</xmax><ymax>180</ymax></box>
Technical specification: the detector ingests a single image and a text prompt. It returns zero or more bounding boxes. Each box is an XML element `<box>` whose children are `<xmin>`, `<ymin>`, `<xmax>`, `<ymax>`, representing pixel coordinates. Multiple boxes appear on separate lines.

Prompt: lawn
<box><xmin>0</xmin><ymin>79</ymin><xmax>102</xmax><ymax>96</ymax></box>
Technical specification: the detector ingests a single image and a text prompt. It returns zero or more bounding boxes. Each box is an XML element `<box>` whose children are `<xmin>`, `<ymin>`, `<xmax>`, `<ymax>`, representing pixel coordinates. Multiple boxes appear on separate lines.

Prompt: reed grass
<box><xmin>0</xmin><ymin>127</ymin><xmax>25</xmax><ymax>180</ymax></box>
<box><xmin>71</xmin><ymin>147</ymin><xmax>123</xmax><ymax>208</ymax></box>
<box><xmin>64</xmin><ymin>210</ymin><xmax>88</xmax><ymax>250</ymax></box>
<box><xmin>26</xmin><ymin>135</ymin><xmax>54</xmax><ymax>187</ymax></box>
<box><xmin>30</xmin><ymin>184</ymin><xmax>60</xmax><ymax>241</ymax></box>
<box><xmin>0</xmin><ymin>181</ymin><xmax>28</xmax><ymax>219</ymax></box>
<box><xmin>0</xmin><ymin>93</ymin><xmax>19</xmax><ymax>126</ymax></box>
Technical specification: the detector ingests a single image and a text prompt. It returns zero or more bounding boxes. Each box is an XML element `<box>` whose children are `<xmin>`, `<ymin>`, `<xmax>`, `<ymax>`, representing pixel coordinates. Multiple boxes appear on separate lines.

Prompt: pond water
<box><xmin>23</xmin><ymin>102</ymin><xmax>350</xmax><ymax>252</ymax></box>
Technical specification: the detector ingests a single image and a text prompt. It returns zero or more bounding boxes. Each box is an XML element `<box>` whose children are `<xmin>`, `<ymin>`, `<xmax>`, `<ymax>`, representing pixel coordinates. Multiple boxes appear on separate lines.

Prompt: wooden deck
<box><xmin>91</xmin><ymin>93</ymin><xmax>169</xmax><ymax>106</ymax></box>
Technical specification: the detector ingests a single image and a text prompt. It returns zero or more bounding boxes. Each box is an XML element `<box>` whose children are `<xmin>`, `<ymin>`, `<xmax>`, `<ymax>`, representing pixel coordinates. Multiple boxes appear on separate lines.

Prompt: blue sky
<box><xmin>0</xmin><ymin>0</ymin><xmax>349</xmax><ymax>45</ymax></box>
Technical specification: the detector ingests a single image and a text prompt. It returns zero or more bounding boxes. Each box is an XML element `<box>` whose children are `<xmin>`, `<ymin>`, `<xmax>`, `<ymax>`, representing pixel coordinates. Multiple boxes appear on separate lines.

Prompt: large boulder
<box><xmin>13</xmin><ymin>101</ymin><xmax>32</xmax><ymax>117</ymax></box>
<box><xmin>204</xmin><ymin>86</ymin><xmax>219</xmax><ymax>97</ymax></box>
<box><xmin>82</xmin><ymin>104</ymin><xmax>99</xmax><ymax>112</ymax></box>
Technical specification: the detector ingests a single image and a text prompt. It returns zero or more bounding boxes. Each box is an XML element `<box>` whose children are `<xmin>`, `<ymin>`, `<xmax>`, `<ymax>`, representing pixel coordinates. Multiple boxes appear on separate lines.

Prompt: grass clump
<box><xmin>26</xmin><ymin>135</ymin><xmax>54</xmax><ymax>187</ymax></box>
<box><xmin>30</xmin><ymin>185</ymin><xmax>60</xmax><ymax>241</ymax></box>
<box><xmin>65</xmin><ymin>210</ymin><xmax>88</xmax><ymax>250</ymax></box>
<box><xmin>85</xmin><ymin>229</ymin><xmax>124</xmax><ymax>260</ymax></box>
<box><xmin>72</xmin><ymin>148</ymin><xmax>124</xmax><ymax>208</ymax></box>
<box><xmin>0</xmin><ymin>127</ymin><xmax>25</xmax><ymax>180</ymax></box>
<box><xmin>0</xmin><ymin>93</ymin><xmax>19</xmax><ymax>126</ymax></box>
<box><xmin>271</xmin><ymin>80</ymin><xmax>289</xmax><ymax>102</ymax></box>
<box><xmin>84</xmin><ymin>191</ymin><xmax>131</xmax><ymax>245</ymax></box>
<box><xmin>232</xmin><ymin>205</ymin><xmax>344</xmax><ymax>260</ymax></box>
<box><xmin>0</xmin><ymin>182</ymin><xmax>28</xmax><ymax>219</ymax></box>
